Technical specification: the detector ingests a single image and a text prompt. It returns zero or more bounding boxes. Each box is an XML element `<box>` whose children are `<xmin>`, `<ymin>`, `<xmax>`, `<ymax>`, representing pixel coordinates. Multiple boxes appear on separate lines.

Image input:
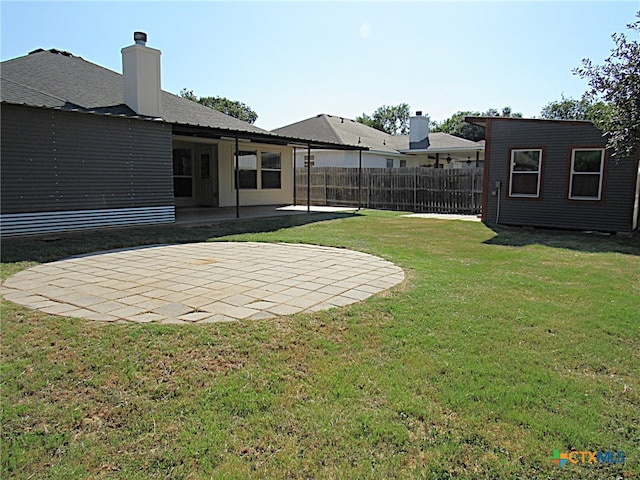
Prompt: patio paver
<box><xmin>2</xmin><ymin>242</ymin><xmax>405</xmax><ymax>324</ymax></box>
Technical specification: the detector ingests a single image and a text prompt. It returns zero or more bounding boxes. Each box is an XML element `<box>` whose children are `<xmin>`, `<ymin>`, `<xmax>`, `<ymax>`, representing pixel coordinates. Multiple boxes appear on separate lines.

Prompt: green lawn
<box><xmin>2</xmin><ymin>210</ymin><xmax>639</xmax><ymax>479</ymax></box>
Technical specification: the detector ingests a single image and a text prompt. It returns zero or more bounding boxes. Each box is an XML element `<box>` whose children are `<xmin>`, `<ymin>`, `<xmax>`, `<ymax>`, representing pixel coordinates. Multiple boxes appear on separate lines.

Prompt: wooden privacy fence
<box><xmin>295</xmin><ymin>167</ymin><xmax>484</xmax><ymax>214</ymax></box>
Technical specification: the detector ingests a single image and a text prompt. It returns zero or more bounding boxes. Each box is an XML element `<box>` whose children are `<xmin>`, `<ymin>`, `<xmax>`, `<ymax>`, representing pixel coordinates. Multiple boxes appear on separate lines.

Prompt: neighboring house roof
<box><xmin>274</xmin><ymin>114</ymin><xmax>484</xmax><ymax>155</ymax></box>
<box><xmin>273</xmin><ymin>114</ymin><xmax>402</xmax><ymax>153</ymax></box>
<box><xmin>409</xmin><ymin>132</ymin><xmax>483</xmax><ymax>152</ymax></box>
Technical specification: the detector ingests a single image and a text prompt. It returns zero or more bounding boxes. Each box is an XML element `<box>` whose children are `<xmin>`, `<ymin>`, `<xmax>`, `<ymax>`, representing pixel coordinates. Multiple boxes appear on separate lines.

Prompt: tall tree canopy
<box><xmin>355</xmin><ymin>103</ymin><xmax>410</xmax><ymax>135</ymax></box>
<box><xmin>573</xmin><ymin>12</ymin><xmax>640</xmax><ymax>157</ymax></box>
<box><xmin>540</xmin><ymin>94</ymin><xmax>611</xmax><ymax>123</ymax></box>
<box><xmin>179</xmin><ymin>89</ymin><xmax>258</xmax><ymax>124</ymax></box>
<box><xmin>431</xmin><ymin>107</ymin><xmax>522</xmax><ymax>141</ymax></box>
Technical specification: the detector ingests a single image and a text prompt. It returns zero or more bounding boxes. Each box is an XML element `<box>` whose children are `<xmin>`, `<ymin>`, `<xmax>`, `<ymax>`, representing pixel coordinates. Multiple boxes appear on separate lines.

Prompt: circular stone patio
<box><xmin>2</xmin><ymin>242</ymin><xmax>404</xmax><ymax>324</ymax></box>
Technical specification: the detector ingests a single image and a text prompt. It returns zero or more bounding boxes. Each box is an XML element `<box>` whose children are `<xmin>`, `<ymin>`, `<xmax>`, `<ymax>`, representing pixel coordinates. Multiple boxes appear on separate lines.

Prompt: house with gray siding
<box><xmin>1</xmin><ymin>33</ymin><xmax>361</xmax><ymax>236</ymax></box>
<box><xmin>466</xmin><ymin>116</ymin><xmax>640</xmax><ymax>234</ymax></box>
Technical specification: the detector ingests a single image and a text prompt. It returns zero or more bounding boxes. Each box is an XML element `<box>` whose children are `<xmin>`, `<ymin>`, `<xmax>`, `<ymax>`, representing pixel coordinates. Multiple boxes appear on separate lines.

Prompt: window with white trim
<box><xmin>569</xmin><ymin>148</ymin><xmax>604</xmax><ymax>200</ymax></box>
<box><xmin>235</xmin><ymin>149</ymin><xmax>283</xmax><ymax>190</ymax></box>
<box><xmin>386</xmin><ymin>158</ymin><xmax>394</xmax><ymax>168</ymax></box>
<box><xmin>509</xmin><ymin>149</ymin><xmax>542</xmax><ymax>197</ymax></box>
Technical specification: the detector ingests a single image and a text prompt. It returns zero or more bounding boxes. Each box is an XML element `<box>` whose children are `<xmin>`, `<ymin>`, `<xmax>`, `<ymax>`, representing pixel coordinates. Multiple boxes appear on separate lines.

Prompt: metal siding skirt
<box><xmin>1</xmin><ymin>206</ymin><xmax>175</xmax><ymax>237</ymax></box>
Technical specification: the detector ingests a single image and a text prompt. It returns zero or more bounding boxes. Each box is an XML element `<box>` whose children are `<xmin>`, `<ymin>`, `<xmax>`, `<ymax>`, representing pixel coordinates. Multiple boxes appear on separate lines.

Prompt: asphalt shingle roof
<box><xmin>273</xmin><ymin>114</ymin><xmax>484</xmax><ymax>154</ymax></box>
<box><xmin>274</xmin><ymin>114</ymin><xmax>400</xmax><ymax>152</ymax></box>
<box><xmin>0</xmin><ymin>49</ymin><xmax>271</xmax><ymax>135</ymax></box>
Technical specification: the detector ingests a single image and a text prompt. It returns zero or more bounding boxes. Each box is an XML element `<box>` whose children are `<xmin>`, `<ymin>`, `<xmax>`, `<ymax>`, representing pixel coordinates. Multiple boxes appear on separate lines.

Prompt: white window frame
<box><xmin>509</xmin><ymin>149</ymin><xmax>543</xmax><ymax>198</ymax></box>
<box><xmin>568</xmin><ymin>148</ymin><xmax>605</xmax><ymax>201</ymax></box>
<box><xmin>234</xmin><ymin>147</ymin><xmax>283</xmax><ymax>191</ymax></box>
<box><xmin>260</xmin><ymin>151</ymin><xmax>282</xmax><ymax>190</ymax></box>
<box><xmin>236</xmin><ymin>150</ymin><xmax>258</xmax><ymax>190</ymax></box>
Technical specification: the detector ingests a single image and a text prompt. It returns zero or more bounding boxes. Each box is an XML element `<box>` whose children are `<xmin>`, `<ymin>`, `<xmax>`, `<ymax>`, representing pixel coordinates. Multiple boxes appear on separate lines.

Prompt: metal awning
<box><xmin>171</xmin><ymin>123</ymin><xmax>368</xmax><ymax>151</ymax></box>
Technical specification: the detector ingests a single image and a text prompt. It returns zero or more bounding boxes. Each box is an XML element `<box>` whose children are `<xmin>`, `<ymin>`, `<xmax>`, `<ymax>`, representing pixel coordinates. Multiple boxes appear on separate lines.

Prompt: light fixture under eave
<box><xmin>446</xmin><ymin>155</ymin><xmax>452</xmax><ymax>164</ymax></box>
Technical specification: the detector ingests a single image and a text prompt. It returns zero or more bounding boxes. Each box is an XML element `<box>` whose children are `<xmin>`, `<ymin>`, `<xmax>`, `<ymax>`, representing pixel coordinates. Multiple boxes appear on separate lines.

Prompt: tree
<box><xmin>540</xmin><ymin>94</ymin><xmax>611</xmax><ymax>123</ymax></box>
<box><xmin>431</xmin><ymin>111</ymin><xmax>483</xmax><ymax>141</ymax></box>
<box><xmin>355</xmin><ymin>103</ymin><xmax>410</xmax><ymax>135</ymax></box>
<box><xmin>179</xmin><ymin>88</ymin><xmax>258</xmax><ymax>124</ymax></box>
<box><xmin>573</xmin><ymin>12</ymin><xmax>640</xmax><ymax>157</ymax></box>
<box><xmin>431</xmin><ymin>107</ymin><xmax>522</xmax><ymax>141</ymax></box>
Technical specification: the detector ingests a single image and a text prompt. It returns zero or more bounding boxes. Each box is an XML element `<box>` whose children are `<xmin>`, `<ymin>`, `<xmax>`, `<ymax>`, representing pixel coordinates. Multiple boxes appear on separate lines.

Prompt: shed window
<box><xmin>509</xmin><ymin>149</ymin><xmax>542</xmax><ymax>197</ymax></box>
<box><xmin>569</xmin><ymin>148</ymin><xmax>604</xmax><ymax>200</ymax></box>
<box><xmin>261</xmin><ymin>152</ymin><xmax>281</xmax><ymax>189</ymax></box>
<box><xmin>386</xmin><ymin>158</ymin><xmax>394</xmax><ymax>168</ymax></box>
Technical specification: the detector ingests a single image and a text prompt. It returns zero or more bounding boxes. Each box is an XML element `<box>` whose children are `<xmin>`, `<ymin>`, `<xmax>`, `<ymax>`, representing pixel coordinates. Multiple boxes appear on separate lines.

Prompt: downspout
<box><xmin>235</xmin><ymin>135</ymin><xmax>240</xmax><ymax>218</ymax></box>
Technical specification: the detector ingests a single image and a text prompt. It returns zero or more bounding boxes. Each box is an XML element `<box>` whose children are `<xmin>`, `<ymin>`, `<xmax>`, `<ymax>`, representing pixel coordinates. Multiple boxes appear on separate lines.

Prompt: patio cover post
<box><xmin>307</xmin><ymin>143</ymin><xmax>311</xmax><ymax>213</ymax></box>
<box><xmin>293</xmin><ymin>147</ymin><xmax>297</xmax><ymax>206</ymax></box>
<box><xmin>235</xmin><ymin>135</ymin><xmax>240</xmax><ymax>218</ymax></box>
<box><xmin>358</xmin><ymin>149</ymin><xmax>362</xmax><ymax>210</ymax></box>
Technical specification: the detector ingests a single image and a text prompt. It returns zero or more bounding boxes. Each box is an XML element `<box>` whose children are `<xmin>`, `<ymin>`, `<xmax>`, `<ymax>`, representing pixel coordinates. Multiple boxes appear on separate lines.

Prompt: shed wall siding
<box><xmin>1</xmin><ymin>105</ymin><xmax>175</xmax><ymax>235</ymax></box>
<box><xmin>484</xmin><ymin>119</ymin><xmax>638</xmax><ymax>233</ymax></box>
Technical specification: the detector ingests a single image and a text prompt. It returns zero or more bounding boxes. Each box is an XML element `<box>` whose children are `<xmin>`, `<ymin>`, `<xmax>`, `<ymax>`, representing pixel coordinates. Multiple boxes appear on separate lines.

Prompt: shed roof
<box><xmin>465</xmin><ymin>115</ymin><xmax>594</xmax><ymax>128</ymax></box>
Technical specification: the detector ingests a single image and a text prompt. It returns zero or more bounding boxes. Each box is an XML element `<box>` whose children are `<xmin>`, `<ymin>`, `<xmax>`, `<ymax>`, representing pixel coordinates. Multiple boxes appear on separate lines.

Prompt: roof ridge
<box><xmin>320</xmin><ymin>114</ymin><xmax>345</xmax><ymax>144</ymax></box>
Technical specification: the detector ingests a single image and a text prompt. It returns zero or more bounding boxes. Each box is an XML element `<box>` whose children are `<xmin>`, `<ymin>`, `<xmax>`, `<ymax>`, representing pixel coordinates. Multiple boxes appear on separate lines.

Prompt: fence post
<box><xmin>413</xmin><ymin>168</ymin><xmax>417</xmax><ymax>212</ymax></box>
<box><xmin>324</xmin><ymin>168</ymin><xmax>328</xmax><ymax>205</ymax></box>
<box><xmin>470</xmin><ymin>169</ymin><xmax>475</xmax><ymax>214</ymax></box>
<box><xmin>306</xmin><ymin>144</ymin><xmax>311</xmax><ymax>213</ymax></box>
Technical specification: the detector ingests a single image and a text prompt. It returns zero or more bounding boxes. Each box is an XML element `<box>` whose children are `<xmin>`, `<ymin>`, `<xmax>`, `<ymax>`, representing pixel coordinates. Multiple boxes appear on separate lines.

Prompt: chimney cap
<box><xmin>415</xmin><ymin>110</ymin><xmax>423</xmax><ymax>116</ymax></box>
<box><xmin>134</xmin><ymin>32</ymin><xmax>147</xmax><ymax>46</ymax></box>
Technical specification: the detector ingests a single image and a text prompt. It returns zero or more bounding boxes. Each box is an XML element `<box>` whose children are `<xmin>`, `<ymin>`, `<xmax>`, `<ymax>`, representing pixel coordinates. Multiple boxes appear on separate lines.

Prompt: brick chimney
<box><xmin>121</xmin><ymin>32</ymin><xmax>161</xmax><ymax>117</ymax></box>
